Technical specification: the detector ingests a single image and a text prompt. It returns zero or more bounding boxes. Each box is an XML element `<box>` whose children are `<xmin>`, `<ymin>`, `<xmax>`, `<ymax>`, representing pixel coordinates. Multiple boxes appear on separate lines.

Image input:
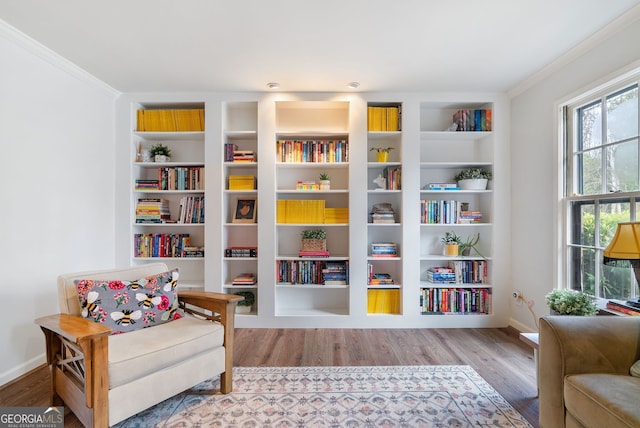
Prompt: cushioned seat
<box><xmin>108</xmin><ymin>314</ymin><xmax>225</xmax><ymax>389</ymax></box>
<box><xmin>564</xmin><ymin>374</ymin><xmax>640</xmax><ymax>428</ymax></box>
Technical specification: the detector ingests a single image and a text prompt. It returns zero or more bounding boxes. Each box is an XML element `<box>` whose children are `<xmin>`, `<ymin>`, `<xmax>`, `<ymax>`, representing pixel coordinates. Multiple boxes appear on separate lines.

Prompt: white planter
<box><xmin>236</xmin><ymin>305</ymin><xmax>252</xmax><ymax>314</ymax></box>
<box><xmin>319</xmin><ymin>180</ymin><xmax>331</xmax><ymax>190</ymax></box>
<box><xmin>458</xmin><ymin>179</ymin><xmax>488</xmax><ymax>190</ymax></box>
<box><xmin>154</xmin><ymin>154</ymin><xmax>169</xmax><ymax>162</ymax></box>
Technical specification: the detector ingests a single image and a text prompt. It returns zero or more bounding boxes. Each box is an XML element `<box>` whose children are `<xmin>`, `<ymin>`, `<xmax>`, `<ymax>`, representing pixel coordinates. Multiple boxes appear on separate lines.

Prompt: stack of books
<box><xmin>370</xmin><ymin>203</ymin><xmax>395</xmax><ymax>224</ymax></box>
<box><xmin>426</xmin><ymin>267</ymin><xmax>457</xmax><ymax>284</ymax></box>
<box><xmin>183</xmin><ymin>246</ymin><xmax>204</xmax><ymax>258</ymax></box>
<box><xmin>277</xmin><ymin>200</ymin><xmax>325</xmax><ymax>224</ymax></box>
<box><xmin>324</xmin><ymin>208</ymin><xmax>349</xmax><ymax>224</ymax></box>
<box><xmin>137</xmin><ymin>109</ymin><xmax>204</xmax><ymax>132</ymax></box>
<box><xmin>232</xmin><ymin>273</ymin><xmax>256</xmax><ymax>286</ymax></box>
<box><xmin>322</xmin><ymin>261</ymin><xmax>348</xmax><ymax>285</ymax></box>
<box><xmin>452</xmin><ymin>109</ymin><xmax>492</xmax><ymax>132</ymax></box>
<box><xmin>232</xmin><ymin>150</ymin><xmax>255</xmax><ymax>162</ymax></box>
<box><xmin>606</xmin><ymin>300</ymin><xmax>640</xmax><ymax>316</ymax></box>
<box><xmin>367</xmin><ymin>106</ymin><xmax>402</xmax><ymax>131</ymax></box>
<box><xmin>425</xmin><ymin>183</ymin><xmax>460</xmax><ymax>191</ymax></box>
<box><xmin>369</xmin><ymin>273</ymin><xmax>395</xmax><ymax>286</ymax></box>
<box><xmin>298</xmin><ymin>250</ymin><xmax>330</xmax><ymax>258</ymax></box>
<box><xmin>296</xmin><ymin>181</ymin><xmax>320</xmax><ymax>190</ymax></box>
<box><xmin>135</xmin><ymin>179</ymin><xmax>159</xmax><ymax>190</ymax></box>
<box><xmin>370</xmin><ymin>242</ymin><xmax>398</xmax><ymax>257</ymax></box>
<box><xmin>459</xmin><ymin>211</ymin><xmax>483</xmax><ymax>223</ymax></box>
<box><xmin>229</xmin><ymin>175</ymin><xmax>255</xmax><ymax>190</ymax></box>
<box><xmin>135</xmin><ymin>198</ymin><xmax>171</xmax><ymax>223</ymax></box>
<box><xmin>224</xmin><ymin>247</ymin><xmax>257</xmax><ymax>257</ymax></box>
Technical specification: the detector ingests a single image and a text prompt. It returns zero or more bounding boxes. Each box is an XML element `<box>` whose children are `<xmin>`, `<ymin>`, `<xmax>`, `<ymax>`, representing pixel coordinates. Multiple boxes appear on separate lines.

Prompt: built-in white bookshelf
<box><xmin>116</xmin><ymin>93</ymin><xmax>510</xmax><ymax>328</ymax></box>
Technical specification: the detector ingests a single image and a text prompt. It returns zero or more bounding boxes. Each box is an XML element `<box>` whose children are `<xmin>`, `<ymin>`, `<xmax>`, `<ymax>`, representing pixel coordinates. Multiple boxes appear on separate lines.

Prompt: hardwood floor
<box><xmin>0</xmin><ymin>327</ymin><xmax>539</xmax><ymax>427</ymax></box>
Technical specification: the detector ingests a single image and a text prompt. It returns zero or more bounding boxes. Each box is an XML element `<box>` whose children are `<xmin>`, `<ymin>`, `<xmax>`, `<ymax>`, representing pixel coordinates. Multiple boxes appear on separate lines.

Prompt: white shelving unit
<box><xmin>116</xmin><ymin>92</ymin><xmax>510</xmax><ymax>328</ymax></box>
<box><xmin>128</xmin><ymin>102</ymin><xmax>206</xmax><ymax>289</ymax></box>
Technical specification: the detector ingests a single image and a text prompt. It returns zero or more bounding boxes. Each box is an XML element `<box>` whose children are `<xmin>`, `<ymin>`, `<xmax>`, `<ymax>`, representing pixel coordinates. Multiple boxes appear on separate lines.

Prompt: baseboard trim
<box><xmin>0</xmin><ymin>354</ymin><xmax>46</xmax><ymax>387</ymax></box>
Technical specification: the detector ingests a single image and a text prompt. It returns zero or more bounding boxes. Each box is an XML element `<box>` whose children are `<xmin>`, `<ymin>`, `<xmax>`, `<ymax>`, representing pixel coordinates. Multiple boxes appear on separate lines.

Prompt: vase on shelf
<box><xmin>377</xmin><ymin>152</ymin><xmax>389</xmax><ymax>162</ymax></box>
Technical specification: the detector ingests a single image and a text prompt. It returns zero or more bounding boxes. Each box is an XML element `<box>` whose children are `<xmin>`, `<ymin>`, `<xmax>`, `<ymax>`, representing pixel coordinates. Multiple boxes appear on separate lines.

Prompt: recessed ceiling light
<box><xmin>347</xmin><ymin>82</ymin><xmax>360</xmax><ymax>89</ymax></box>
<box><xmin>267</xmin><ymin>82</ymin><xmax>280</xmax><ymax>89</ymax></box>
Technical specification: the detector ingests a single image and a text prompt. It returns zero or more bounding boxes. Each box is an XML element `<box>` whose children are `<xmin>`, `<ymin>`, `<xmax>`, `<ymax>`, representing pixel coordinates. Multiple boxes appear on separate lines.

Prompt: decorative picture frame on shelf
<box><xmin>232</xmin><ymin>198</ymin><xmax>257</xmax><ymax>223</ymax></box>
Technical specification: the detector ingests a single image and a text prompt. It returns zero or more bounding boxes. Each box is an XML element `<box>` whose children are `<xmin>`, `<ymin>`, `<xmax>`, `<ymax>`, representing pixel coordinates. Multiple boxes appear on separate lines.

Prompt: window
<box><xmin>563</xmin><ymin>79</ymin><xmax>640</xmax><ymax>300</ymax></box>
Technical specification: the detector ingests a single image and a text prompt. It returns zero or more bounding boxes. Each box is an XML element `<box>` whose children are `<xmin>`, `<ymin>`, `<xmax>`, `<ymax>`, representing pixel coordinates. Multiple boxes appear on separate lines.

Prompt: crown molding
<box><xmin>0</xmin><ymin>19</ymin><xmax>120</xmax><ymax>96</ymax></box>
<box><xmin>508</xmin><ymin>4</ymin><xmax>640</xmax><ymax>99</ymax></box>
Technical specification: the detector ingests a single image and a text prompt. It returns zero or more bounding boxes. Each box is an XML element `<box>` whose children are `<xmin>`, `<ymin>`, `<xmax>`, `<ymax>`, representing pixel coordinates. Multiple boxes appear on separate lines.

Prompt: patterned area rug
<box><xmin>116</xmin><ymin>365</ymin><xmax>533</xmax><ymax>427</ymax></box>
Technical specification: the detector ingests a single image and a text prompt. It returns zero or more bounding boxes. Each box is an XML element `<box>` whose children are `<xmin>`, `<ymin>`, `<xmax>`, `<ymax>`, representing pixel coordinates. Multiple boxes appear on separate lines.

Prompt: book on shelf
<box><xmin>367</xmin><ymin>105</ymin><xmax>402</xmax><ymax>132</ymax></box>
<box><xmin>276</xmin><ymin>139</ymin><xmax>349</xmax><ymax>163</ymax></box>
<box><xmin>232</xmin><ymin>273</ymin><xmax>256</xmax><ymax>286</ymax></box>
<box><xmin>370</xmin><ymin>242</ymin><xmax>398</xmax><ymax>257</ymax></box>
<box><xmin>229</xmin><ymin>175</ymin><xmax>256</xmax><ymax>190</ymax></box>
<box><xmin>137</xmin><ymin>109</ymin><xmax>204</xmax><ymax>132</ymax></box>
<box><xmin>382</xmin><ymin>166</ymin><xmax>401</xmax><ymax>190</ymax></box>
<box><xmin>296</xmin><ymin>181</ymin><xmax>320</xmax><ymax>191</ymax></box>
<box><xmin>420</xmin><ymin>287</ymin><xmax>491</xmax><ymax>315</ymax></box>
<box><xmin>324</xmin><ymin>207</ymin><xmax>349</xmax><ymax>224</ymax></box>
<box><xmin>367</xmin><ymin>289</ymin><xmax>400</xmax><ymax>314</ymax></box>
<box><xmin>134</xmin><ymin>233</ymin><xmax>199</xmax><ymax>258</ymax></box>
<box><xmin>298</xmin><ymin>250</ymin><xmax>330</xmax><ymax>258</ymax></box>
<box><xmin>157</xmin><ymin>167</ymin><xmax>204</xmax><ymax>191</ymax></box>
<box><xmin>452</xmin><ymin>109</ymin><xmax>492</xmax><ymax>132</ymax></box>
<box><xmin>135</xmin><ymin>179</ymin><xmax>160</xmax><ymax>190</ymax></box>
<box><xmin>277</xmin><ymin>199</ymin><xmax>325</xmax><ymax>224</ymax></box>
<box><xmin>606</xmin><ymin>300</ymin><xmax>640</xmax><ymax>316</ymax></box>
<box><xmin>371</xmin><ymin>213</ymin><xmax>395</xmax><ymax>223</ymax></box>
<box><xmin>225</xmin><ymin>247</ymin><xmax>257</xmax><ymax>258</ymax></box>
<box><xmin>178</xmin><ymin>195</ymin><xmax>205</xmax><ymax>224</ymax></box>
<box><xmin>135</xmin><ymin>198</ymin><xmax>171</xmax><ymax>223</ymax></box>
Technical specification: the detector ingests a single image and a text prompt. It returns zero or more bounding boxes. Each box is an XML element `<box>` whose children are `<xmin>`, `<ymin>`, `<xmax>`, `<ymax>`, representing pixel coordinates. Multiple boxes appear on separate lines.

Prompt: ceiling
<box><xmin>1</xmin><ymin>0</ymin><xmax>639</xmax><ymax>94</ymax></box>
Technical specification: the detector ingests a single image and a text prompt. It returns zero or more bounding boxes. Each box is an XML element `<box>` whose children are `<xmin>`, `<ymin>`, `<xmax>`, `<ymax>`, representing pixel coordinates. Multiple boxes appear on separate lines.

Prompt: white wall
<box><xmin>509</xmin><ymin>16</ymin><xmax>640</xmax><ymax>332</ymax></box>
<box><xmin>0</xmin><ymin>23</ymin><xmax>118</xmax><ymax>384</ymax></box>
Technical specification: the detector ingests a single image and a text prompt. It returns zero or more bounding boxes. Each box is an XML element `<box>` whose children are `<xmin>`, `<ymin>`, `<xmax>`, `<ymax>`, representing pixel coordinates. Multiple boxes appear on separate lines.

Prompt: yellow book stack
<box><xmin>137</xmin><ymin>109</ymin><xmax>204</xmax><ymax>132</ymax></box>
<box><xmin>277</xmin><ymin>200</ymin><xmax>325</xmax><ymax>224</ymax></box>
<box><xmin>367</xmin><ymin>106</ymin><xmax>401</xmax><ymax>132</ymax></box>
<box><xmin>324</xmin><ymin>208</ymin><xmax>349</xmax><ymax>224</ymax></box>
<box><xmin>367</xmin><ymin>289</ymin><xmax>401</xmax><ymax>314</ymax></box>
<box><xmin>228</xmin><ymin>175</ymin><xmax>256</xmax><ymax>190</ymax></box>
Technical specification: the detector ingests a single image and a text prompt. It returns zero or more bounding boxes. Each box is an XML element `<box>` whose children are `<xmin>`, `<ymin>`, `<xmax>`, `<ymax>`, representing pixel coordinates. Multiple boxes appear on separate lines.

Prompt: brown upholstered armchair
<box><xmin>539</xmin><ymin>315</ymin><xmax>640</xmax><ymax>427</ymax></box>
<box><xmin>34</xmin><ymin>263</ymin><xmax>243</xmax><ymax>427</ymax></box>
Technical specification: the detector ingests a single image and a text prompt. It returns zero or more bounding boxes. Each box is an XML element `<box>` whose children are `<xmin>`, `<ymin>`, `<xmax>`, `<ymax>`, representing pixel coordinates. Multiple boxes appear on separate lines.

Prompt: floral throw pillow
<box><xmin>75</xmin><ymin>268</ymin><xmax>184</xmax><ymax>335</ymax></box>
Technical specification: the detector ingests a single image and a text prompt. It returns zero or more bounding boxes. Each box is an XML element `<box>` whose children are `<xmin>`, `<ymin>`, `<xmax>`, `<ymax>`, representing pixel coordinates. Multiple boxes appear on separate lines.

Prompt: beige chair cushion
<box><xmin>108</xmin><ymin>313</ymin><xmax>225</xmax><ymax>389</ymax></box>
<box><xmin>564</xmin><ymin>373</ymin><xmax>640</xmax><ymax>428</ymax></box>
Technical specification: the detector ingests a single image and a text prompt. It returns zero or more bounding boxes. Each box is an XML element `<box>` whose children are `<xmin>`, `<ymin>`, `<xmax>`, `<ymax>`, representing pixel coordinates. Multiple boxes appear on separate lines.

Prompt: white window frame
<box><xmin>555</xmin><ymin>64</ymin><xmax>640</xmax><ymax>299</ymax></box>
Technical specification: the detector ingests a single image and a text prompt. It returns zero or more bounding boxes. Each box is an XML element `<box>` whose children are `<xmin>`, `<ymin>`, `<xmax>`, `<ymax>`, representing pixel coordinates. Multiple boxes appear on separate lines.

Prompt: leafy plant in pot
<box><xmin>454</xmin><ymin>168</ymin><xmax>492</xmax><ymax>190</ymax></box>
<box><xmin>459</xmin><ymin>233</ymin><xmax>486</xmax><ymax>258</ymax></box>
<box><xmin>150</xmin><ymin>143</ymin><xmax>171</xmax><ymax>162</ymax></box>
<box><xmin>370</xmin><ymin>147</ymin><xmax>394</xmax><ymax>162</ymax></box>
<box><xmin>234</xmin><ymin>291</ymin><xmax>255</xmax><ymax>314</ymax></box>
<box><xmin>441</xmin><ymin>231</ymin><xmax>462</xmax><ymax>256</ymax></box>
<box><xmin>301</xmin><ymin>229</ymin><xmax>327</xmax><ymax>251</ymax></box>
<box><xmin>319</xmin><ymin>172</ymin><xmax>330</xmax><ymax>190</ymax></box>
<box><xmin>545</xmin><ymin>289</ymin><xmax>598</xmax><ymax>315</ymax></box>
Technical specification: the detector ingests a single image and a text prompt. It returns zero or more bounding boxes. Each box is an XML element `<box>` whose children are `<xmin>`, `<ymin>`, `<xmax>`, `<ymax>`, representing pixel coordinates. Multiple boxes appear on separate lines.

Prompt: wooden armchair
<box><xmin>34</xmin><ymin>263</ymin><xmax>243</xmax><ymax>427</ymax></box>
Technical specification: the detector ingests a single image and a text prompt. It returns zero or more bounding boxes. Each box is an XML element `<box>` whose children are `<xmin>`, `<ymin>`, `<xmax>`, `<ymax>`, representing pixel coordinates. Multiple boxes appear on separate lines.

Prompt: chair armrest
<box><xmin>35</xmin><ymin>313</ymin><xmax>111</xmax><ymax>344</ymax></box>
<box><xmin>539</xmin><ymin>315</ymin><xmax>640</xmax><ymax>428</ymax></box>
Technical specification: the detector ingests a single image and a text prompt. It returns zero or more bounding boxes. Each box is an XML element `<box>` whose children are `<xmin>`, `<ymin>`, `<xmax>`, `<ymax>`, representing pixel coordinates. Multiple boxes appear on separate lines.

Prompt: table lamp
<box><xmin>603</xmin><ymin>221</ymin><xmax>640</xmax><ymax>308</ymax></box>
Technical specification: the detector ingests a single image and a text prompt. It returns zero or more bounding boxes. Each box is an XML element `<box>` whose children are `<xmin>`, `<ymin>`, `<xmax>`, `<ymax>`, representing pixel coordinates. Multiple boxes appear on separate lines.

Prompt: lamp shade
<box><xmin>603</xmin><ymin>222</ymin><xmax>640</xmax><ymax>268</ymax></box>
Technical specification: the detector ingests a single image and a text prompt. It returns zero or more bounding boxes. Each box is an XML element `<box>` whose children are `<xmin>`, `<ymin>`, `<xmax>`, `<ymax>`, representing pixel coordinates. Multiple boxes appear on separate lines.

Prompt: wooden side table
<box><xmin>519</xmin><ymin>332</ymin><xmax>539</xmax><ymax>396</ymax></box>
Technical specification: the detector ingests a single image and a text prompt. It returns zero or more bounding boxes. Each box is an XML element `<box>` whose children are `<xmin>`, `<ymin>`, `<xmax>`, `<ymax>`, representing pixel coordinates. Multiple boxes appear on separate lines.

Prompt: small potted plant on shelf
<box><xmin>150</xmin><ymin>143</ymin><xmax>171</xmax><ymax>162</ymax></box>
<box><xmin>370</xmin><ymin>147</ymin><xmax>394</xmax><ymax>162</ymax></box>
<box><xmin>545</xmin><ymin>289</ymin><xmax>598</xmax><ymax>316</ymax></box>
<box><xmin>301</xmin><ymin>229</ymin><xmax>327</xmax><ymax>252</ymax></box>
<box><xmin>233</xmin><ymin>291</ymin><xmax>255</xmax><ymax>314</ymax></box>
<box><xmin>459</xmin><ymin>233</ymin><xmax>486</xmax><ymax>258</ymax></box>
<box><xmin>441</xmin><ymin>231</ymin><xmax>462</xmax><ymax>257</ymax></box>
<box><xmin>319</xmin><ymin>172</ymin><xmax>330</xmax><ymax>191</ymax></box>
<box><xmin>454</xmin><ymin>167</ymin><xmax>492</xmax><ymax>190</ymax></box>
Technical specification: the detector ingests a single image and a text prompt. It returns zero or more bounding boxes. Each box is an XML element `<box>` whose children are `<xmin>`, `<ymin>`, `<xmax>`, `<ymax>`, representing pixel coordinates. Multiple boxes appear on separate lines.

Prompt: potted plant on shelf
<box><xmin>454</xmin><ymin>167</ymin><xmax>492</xmax><ymax>190</ymax></box>
<box><xmin>459</xmin><ymin>233</ymin><xmax>486</xmax><ymax>258</ymax></box>
<box><xmin>545</xmin><ymin>289</ymin><xmax>598</xmax><ymax>315</ymax></box>
<box><xmin>370</xmin><ymin>147</ymin><xmax>394</xmax><ymax>162</ymax></box>
<box><xmin>441</xmin><ymin>231</ymin><xmax>462</xmax><ymax>257</ymax></box>
<box><xmin>301</xmin><ymin>229</ymin><xmax>327</xmax><ymax>252</ymax></box>
<box><xmin>319</xmin><ymin>172</ymin><xmax>330</xmax><ymax>191</ymax></box>
<box><xmin>233</xmin><ymin>291</ymin><xmax>255</xmax><ymax>314</ymax></box>
<box><xmin>150</xmin><ymin>143</ymin><xmax>171</xmax><ymax>162</ymax></box>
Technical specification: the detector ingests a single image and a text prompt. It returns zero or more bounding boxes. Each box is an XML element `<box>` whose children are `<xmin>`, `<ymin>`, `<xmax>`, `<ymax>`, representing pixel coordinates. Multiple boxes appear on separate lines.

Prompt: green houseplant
<box><xmin>370</xmin><ymin>147</ymin><xmax>394</xmax><ymax>162</ymax></box>
<box><xmin>301</xmin><ymin>229</ymin><xmax>327</xmax><ymax>251</ymax></box>
<box><xmin>459</xmin><ymin>233</ymin><xmax>486</xmax><ymax>258</ymax></box>
<box><xmin>454</xmin><ymin>168</ymin><xmax>492</xmax><ymax>190</ymax></box>
<box><xmin>441</xmin><ymin>231</ymin><xmax>462</xmax><ymax>256</ymax></box>
<box><xmin>234</xmin><ymin>291</ymin><xmax>255</xmax><ymax>314</ymax></box>
<box><xmin>545</xmin><ymin>289</ymin><xmax>598</xmax><ymax>315</ymax></box>
<box><xmin>150</xmin><ymin>143</ymin><xmax>171</xmax><ymax>162</ymax></box>
<box><xmin>319</xmin><ymin>172</ymin><xmax>330</xmax><ymax>190</ymax></box>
